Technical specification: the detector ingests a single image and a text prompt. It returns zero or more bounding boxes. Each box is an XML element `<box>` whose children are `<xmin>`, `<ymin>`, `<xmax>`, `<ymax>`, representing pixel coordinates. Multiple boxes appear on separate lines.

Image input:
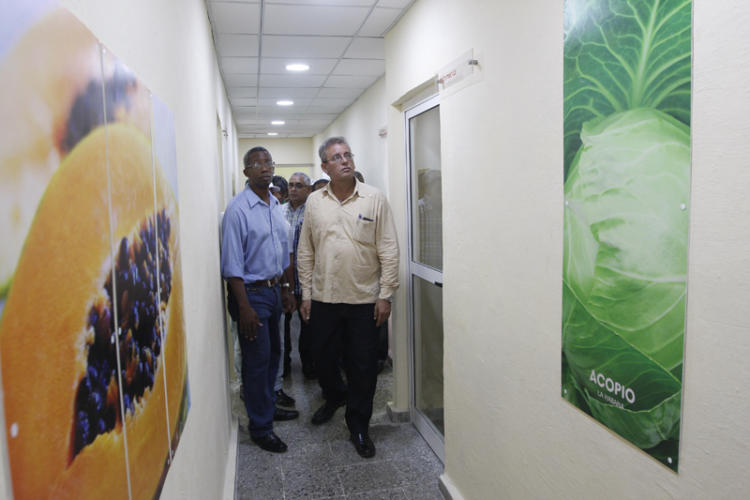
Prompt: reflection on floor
<box><xmin>232</xmin><ymin>316</ymin><xmax>444</xmax><ymax>500</ymax></box>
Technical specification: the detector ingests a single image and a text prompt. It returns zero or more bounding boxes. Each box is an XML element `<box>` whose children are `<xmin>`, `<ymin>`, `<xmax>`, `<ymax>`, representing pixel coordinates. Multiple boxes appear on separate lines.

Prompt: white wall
<box><xmin>42</xmin><ymin>1</ymin><xmax>237</xmax><ymax>499</ymax></box>
<box><xmin>238</xmin><ymin>137</ymin><xmax>313</xmax><ymax>165</ymax></box>
<box><xmin>379</xmin><ymin>0</ymin><xmax>750</xmax><ymax>499</ymax></box>
<box><xmin>313</xmin><ymin>77</ymin><xmax>388</xmax><ymax>193</ymax></box>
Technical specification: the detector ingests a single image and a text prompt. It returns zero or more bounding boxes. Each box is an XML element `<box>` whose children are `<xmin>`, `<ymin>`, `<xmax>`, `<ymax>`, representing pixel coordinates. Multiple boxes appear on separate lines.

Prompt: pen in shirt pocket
<box><xmin>358</xmin><ymin>214</ymin><xmax>374</xmax><ymax>222</ymax></box>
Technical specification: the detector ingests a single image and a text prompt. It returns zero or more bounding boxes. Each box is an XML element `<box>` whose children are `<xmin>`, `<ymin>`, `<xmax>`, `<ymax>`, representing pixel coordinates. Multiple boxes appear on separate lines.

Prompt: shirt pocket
<box><xmin>353</xmin><ymin>215</ymin><xmax>376</xmax><ymax>245</ymax></box>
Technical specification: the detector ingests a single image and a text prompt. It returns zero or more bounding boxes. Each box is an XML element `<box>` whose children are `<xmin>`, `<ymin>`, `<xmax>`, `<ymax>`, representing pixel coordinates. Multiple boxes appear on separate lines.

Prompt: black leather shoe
<box><xmin>273</xmin><ymin>407</ymin><xmax>299</xmax><ymax>421</ymax></box>
<box><xmin>275</xmin><ymin>389</ymin><xmax>295</xmax><ymax>407</ymax></box>
<box><xmin>350</xmin><ymin>433</ymin><xmax>375</xmax><ymax>458</ymax></box>
<box><xmin>251</xmin><ymin>432</ymin><xmax>287</xmax><ymax>453</ymax></box>
<box><xmin>311</xmin><ymin>399</ymin><xmax>345</xmax><ymax>425</ymax></box>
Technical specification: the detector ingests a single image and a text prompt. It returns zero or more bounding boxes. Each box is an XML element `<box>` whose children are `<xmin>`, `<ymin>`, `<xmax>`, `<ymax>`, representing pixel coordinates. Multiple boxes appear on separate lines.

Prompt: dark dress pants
<box><xmin>238</xmin><ymin>285</ymin><xmax>282</xmax><ymax>438</ymax></box>
<box><xmin>311</xmin><ymin>301</ymin><xmax>378</xmax><ymax>435</ymax></box>
<box><xmin>297</xmin><ymin>306</ymin><xmax>315</xmax><ymax>377</ymax></box>
<box><xmin>283</xmin><ymin>311</ymin><xmax>293</xmax><ymax>375</ymax></box>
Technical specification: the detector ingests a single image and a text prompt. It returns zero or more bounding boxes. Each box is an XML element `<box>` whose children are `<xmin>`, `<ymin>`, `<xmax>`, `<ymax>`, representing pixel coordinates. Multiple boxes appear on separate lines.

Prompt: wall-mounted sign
<box><xmin>561</xmin><ymin>0</ymin><xmax>692</xmax><ymax>472</ymax></box>
<box><xmin>0</xmin><ymin>2</ymin><xmax>190</xmax><ymax>497</ymax></box>
<box><xmin>437</xmin><ymin>49</ymin><xmax>477</xmax><ymax>90</ymax></box>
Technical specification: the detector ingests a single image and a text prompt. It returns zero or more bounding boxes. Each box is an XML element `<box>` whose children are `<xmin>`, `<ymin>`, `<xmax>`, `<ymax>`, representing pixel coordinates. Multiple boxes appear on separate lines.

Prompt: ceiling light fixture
<box><xmin>285</xmin><ymin>63</ymin><xmax>309</xmax><ymax>72</ymax></box>
<box><xmin>276</xmin><ymin>100</ymin><xmax>294</xmax><ymax>106</ymax></box>
<box><xmin>267</xmin><ymin>132</ymin><xmax>278</xmax><ymax>136</ymax></box>
<box><xmin>271</xmin><ymin>120</ymin><xmax>285</xmax><ymax>125</ymax></box>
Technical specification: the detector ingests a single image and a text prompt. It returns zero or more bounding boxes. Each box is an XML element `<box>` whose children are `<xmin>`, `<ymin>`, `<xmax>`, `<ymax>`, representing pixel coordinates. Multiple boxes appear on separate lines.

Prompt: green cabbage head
<box><xmin>563</xmin><ymin>107</ymin><xmax>689</xmax><ymax>450</ymax></box>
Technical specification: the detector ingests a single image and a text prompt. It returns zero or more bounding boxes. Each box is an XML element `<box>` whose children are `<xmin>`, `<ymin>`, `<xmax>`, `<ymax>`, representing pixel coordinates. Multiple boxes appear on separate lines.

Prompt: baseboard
<box><xmin>439</xmin><ymin>473</ymin><xmax>463</xmax><ymax>500</ymax></box>
<box><xmin>386</xmin><ymin>401</ymin><xmax>410</xmax><ymax>422</ymax></box>
<box><xmin>222</xmin><ymin>416</ymin><xmax>239</xmax><ymax>500</ymax></box>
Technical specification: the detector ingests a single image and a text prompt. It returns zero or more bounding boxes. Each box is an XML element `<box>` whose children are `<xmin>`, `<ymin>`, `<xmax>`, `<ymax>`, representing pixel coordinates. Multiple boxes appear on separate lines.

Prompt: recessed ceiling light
<box><xmin>285</xmin><ymin>63</ymin><xmax>309</xmax><ymax>72</ymax></box>
<box><xmin>276</xmin><ymin>100</ymin><xmax>294</xmax><ymax>106</ymax></box>
<box><xmin>271</xmin><ymin>120</ymin><xmax>285</xmax><ymax>126</ymax></box>
<box><xmin>267</xmin><ymin>132</ymin><xmax>278</xmax><ymax>136</ymax></box>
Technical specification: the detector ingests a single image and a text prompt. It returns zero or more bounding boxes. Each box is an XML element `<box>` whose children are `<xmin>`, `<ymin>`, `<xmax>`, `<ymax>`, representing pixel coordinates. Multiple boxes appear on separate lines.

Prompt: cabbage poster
<box><xmin>0</xmin><ymin>2</ymin><xmax>189</xmax><ymax>498</ymax></box>
<box><xmin>562</xmin><ymin>0</ymin><xmax>691</xmax><ymax>471</ymax></box>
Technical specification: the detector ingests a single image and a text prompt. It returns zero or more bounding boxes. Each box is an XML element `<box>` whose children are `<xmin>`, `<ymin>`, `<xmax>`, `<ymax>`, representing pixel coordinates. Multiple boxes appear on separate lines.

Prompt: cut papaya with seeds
<box><xmin>0</xmin><ymin>123</ymin><xmax>187</xmax><ymax>499</ymax></box>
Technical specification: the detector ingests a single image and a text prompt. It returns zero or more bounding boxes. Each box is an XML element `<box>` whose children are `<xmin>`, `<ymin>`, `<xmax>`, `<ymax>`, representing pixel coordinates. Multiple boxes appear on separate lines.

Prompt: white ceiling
<box><xmin>206</xmin><ymin>0</ymin><xmax>415</xmax><ymax>138</ymax></box>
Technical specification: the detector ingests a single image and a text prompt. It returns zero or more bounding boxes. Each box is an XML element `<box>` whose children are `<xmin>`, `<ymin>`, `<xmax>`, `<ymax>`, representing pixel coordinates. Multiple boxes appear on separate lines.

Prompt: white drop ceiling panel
<box><xmin>259</xmin><ymin>74</ymin><xmax>327</xmax><ymax>87</ymax></box>
<box><xmin>228</xmin><ymin>87</ymin><xmax>258</xmax><ymax>98</ymax></box>
<box><xmin>224</xmin><ymin>73</ymin><xmax>259</xmax><ymax>87</ymax></box>
<box><xmin>343</xmin><ymin>37</ymin><xmax>384</xmax><ymax>58</ymax></box>
<box><xmin>209</xmin><ymin>2</ymin><xmax>261</xmax><ymax>34</ymax></box>
<box><xmin>221</xmin><ymin>57</ymin><xmax>259</xmax><ymax>74</ymax></box>
<box><xmin>265</xmin><ymin>0</ymin><xmax>376</xmax><ymax>5</ymax></box>
<box><xmin>325</xmin><ymin>74</ymin><xmax>379</xmax><ymax>88</ymax></box>
<box><xmin>358</xmin><ymin>7</ymin><xmax>401</xmax><ymax>36</ymax></box>
<box><xmin>258</xmin><ymin>87</ymin><xmax>321</xmax><ymax>99</ymax></box>
<box><xmin>216</xmin><ymin>34</ymin><xmax>259</xmax><ymax>56</ymax></box>
<box><xmin>262</xmin><ymin>35</ymin><xmax>351</xmax><ymax>58</ymax></box>
<box><xmin>264</xmin><ymin>5</ymin><xmax>371</xmax><ymax>36</ymax></box>
<box><xmin>377</xmin><ymin>0</ymin><xmax>413</xmax><ymax>8</ymax></box>
<box><xmin>207</xmin><ymin>0</ymin><xmax>415</xmax><ymax>138</ymax></box>
<box><xmin>257</xmin><ymin>98</ymin><xmax>314</xmax><ymax>107</ymax></box>
<box><xmin>231</xmin><ymin>97</ymin><xmax>258</xmax><ymax>107</ymax></box>
<box><xmin>333</xmin><ymin>58</ymin><xmax>384</xmax><ymax>75</ymax></box>
<box><xmin>261</xmin><ymin>58</ymin><xmax>338</xmax><ymax>75</ymax></box>
<box><xmin>254</xmin><ymin>106</ymin><xmax>309</xmax><ymax>117</ymax></box>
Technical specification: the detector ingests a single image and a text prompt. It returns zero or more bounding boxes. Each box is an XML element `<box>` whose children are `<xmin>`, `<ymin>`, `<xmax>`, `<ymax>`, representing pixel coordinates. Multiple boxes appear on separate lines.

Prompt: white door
<box><xmin>405</xmin><ymin>94</ymin><xmax>444</xmax><ymax>461</ymax></box>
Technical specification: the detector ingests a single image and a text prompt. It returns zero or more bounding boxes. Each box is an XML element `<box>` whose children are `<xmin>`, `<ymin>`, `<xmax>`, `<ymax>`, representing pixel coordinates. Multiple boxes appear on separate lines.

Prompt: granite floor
<box><xmin>232</xmin><ymin>316</ymin><xmax>444</xmax><ymax>500</ymax></box>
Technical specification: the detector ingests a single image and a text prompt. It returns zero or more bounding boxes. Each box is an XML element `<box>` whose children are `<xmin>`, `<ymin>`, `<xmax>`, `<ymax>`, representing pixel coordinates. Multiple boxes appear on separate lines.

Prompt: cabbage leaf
<box><xmin>564</xmin><ymin>0</ymin><xmax>692</xmax><ymax>177</ymax></box>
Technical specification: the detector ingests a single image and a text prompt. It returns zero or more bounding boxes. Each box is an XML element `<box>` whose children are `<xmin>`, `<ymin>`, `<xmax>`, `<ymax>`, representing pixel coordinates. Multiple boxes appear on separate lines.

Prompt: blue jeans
<box><xmin>237</xmin><ymin>284</ymin><xmax>282</xmax><ymax>437</ymax></box>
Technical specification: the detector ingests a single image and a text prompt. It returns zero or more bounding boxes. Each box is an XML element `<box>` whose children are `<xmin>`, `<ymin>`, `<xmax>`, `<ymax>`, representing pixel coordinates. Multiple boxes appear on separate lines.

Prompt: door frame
<box><xmin>404</xmin><ymin>93</ymin><xmax>445</xmax><ymax>462</ymax></box>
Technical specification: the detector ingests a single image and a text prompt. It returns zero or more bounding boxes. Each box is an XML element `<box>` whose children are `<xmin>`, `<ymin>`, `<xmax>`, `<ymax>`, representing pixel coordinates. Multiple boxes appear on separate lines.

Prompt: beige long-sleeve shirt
<box><xmin>297</xmin><ymin>180</ymin><xmax>399</xmax><ymax>304</ymax></box>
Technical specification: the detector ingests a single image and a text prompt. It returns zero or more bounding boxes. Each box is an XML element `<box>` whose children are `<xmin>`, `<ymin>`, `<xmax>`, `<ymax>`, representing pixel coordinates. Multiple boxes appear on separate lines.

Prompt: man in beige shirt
<box><xmin>298</xmin><ymin>137</ymin><xmax>399</xmax><ymax>458</ymax></box>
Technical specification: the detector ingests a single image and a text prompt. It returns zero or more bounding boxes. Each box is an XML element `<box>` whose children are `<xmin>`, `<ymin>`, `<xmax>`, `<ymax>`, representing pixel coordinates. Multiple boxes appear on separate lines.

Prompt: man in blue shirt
<box><xmin>221</xmin><ymin>146</ymin><xmax>297</xmax><ymax>453</ymax></box>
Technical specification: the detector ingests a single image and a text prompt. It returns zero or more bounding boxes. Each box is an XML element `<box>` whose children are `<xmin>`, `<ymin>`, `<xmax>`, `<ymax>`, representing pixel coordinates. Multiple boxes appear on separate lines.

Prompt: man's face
<box><xmin>321</xmin><ymin>143</ymin><xmax>354</xmax><ymax>183</ymax></box>
<box><xmin>243</xmin><ymin>150</ymin><xmax>275</xmax><ymax>191</ymax></box>
<box><xmin>288</xmin><ymin>174</ymin><xmax>310</xmax><ymax>206</ymax></box>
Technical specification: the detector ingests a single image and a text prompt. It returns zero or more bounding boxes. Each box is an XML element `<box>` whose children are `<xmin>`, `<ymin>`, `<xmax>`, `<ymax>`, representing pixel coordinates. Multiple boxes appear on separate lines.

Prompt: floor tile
<box><xmin>281</xmin><ymin>464</ymin><xmax>345</xmax><ymax>499</ymax></box>
<box><xmin>233</xmin><ymin>317</ymin><xmax>443</xmax><ymax>499</ymax></box>
<box><xmin>402</xmin><ymin>484</ymin><xmax>444</xmax><ymax>500</ymax></box>
<box><xmin>337</xmin><ymin>461</ymin><xmax>404</xmax><ymax>495</ymax></box>
<box><xmin>347</xmin><ymin>487</ymin><xmax>408</xmax><ymax>499</ymax></box>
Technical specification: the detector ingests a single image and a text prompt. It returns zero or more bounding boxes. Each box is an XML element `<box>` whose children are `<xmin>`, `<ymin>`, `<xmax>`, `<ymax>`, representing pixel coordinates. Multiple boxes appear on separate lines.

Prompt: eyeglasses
<box><xmin>325</xmin><ymin>152</ymin><xmax>354</xmax><ymax>163</ymax></box>
<box><xmin>289</xmin><ymin>182</ymin><xmax>309</xmax><ymax>189</ymax></box>
<box><xmin>247</xmin><ymin>160</ymin><xmax>276</xmax><ymax>170</ymax></box>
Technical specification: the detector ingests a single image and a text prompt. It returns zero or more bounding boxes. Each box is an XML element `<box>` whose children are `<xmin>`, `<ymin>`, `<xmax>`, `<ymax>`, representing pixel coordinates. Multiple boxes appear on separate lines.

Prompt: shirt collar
<box><xmin>245</xmin><ymin>185</ymin><xmax>278</xmax><ymax>208</ymax></box>
<box><xmin>323</xmin><ymin>179</ymin><xmax>367</xmax><ymax>203</ymax></box>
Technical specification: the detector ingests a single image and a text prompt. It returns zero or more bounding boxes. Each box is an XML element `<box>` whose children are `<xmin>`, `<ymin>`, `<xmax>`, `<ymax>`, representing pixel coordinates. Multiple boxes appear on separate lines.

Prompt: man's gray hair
<box><xmin>291</xmin><ymin>171</ymin><xmax>311</xmax><ymax>185</ymax></box>
<box><xmin>318</xmin><ymin>136</ymin><xmax>349</xmax><ymax>162</ymax></box>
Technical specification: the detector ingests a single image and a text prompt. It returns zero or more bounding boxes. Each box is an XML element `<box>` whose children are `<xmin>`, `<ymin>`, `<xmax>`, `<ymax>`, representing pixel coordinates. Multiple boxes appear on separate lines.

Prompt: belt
<box><xmin>246</xmin><ymin>276</ymin><xmax>282</xmax><ymax>288</ymax></box>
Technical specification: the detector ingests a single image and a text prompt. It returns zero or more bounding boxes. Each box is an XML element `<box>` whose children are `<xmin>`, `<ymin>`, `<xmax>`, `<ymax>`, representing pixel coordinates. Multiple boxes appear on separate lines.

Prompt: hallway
<box><xmin>232</xmin><ymin>317</ymin><xmax>444</xmax><ymax>499</ymax></box>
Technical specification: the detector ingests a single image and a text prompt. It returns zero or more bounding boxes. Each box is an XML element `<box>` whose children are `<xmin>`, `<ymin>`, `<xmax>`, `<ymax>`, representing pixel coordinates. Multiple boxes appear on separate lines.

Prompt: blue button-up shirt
<box><xmin>221</xmin><ymin>186</ymin><xmax>290</xmax><ymax>282</ymax></box>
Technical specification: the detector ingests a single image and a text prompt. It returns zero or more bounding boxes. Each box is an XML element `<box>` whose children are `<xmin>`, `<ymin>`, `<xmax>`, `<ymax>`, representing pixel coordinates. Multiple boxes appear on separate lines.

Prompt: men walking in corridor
<box><xmin>221</xmin><ymin>146</ymin><xmax>298</xmax><ymax>453</ymax></box>
<box><xmin>298</xmin><ymin>137</ymin><xmax>399</xmax><ymax>458</ymax></box>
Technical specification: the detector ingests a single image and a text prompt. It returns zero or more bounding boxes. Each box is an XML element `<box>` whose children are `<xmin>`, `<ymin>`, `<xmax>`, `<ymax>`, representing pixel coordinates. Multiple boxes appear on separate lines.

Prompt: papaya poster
<box><xmin>561</xmin><ymin>0</ymin><xmax>691</xmax><ymax>471</ymax></box>
<box><xmin>0</xmin><ymin>1</ymin><xmax>189</xmax><ymax>498</ymax></box>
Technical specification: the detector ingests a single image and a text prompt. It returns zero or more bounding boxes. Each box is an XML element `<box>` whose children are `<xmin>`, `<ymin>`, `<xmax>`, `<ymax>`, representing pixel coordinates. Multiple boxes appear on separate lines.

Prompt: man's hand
<box><xmin>374</xmin><ymin>298</ymin><xmax>391</xmax><ymax>327</ymax></box>
<box><xmin>300</xmin><ymin>299</ymin><xmax>312</xmax><ymax>323</ymax></box>
<box><xmin>281</xmin><ymin>289</ymin><xmax>296</xmax><ymax>313</ymax></box>
<box><xmin>238</xmin><ymin>304</ymin><xmax>263</xmax><ymax>341</ymax></box>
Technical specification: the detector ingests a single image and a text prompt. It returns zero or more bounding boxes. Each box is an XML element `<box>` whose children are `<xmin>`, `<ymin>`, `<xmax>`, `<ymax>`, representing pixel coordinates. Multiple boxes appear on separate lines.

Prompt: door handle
<box><xmin>434</xmin><ymin>281</ymin><xmax>443</xmax><ymax>288</ymax></box>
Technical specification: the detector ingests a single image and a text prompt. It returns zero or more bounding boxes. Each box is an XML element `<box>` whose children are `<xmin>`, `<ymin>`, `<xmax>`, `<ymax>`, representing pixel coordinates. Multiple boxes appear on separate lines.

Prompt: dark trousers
<box><xmin>237</xmin><ymin>285</ymin><xmax>282</xmax><ymax>438</ymax></box>
<box><xmin>282</xmin><ymin>307</ymin><xmax>314</xmax><ymax>376</ymax></box>
<box><xmin>283</xmin><ymin>311</ymin><xmax>292</xmax><ymax>374</ymax></box>
<box><xmin>311</xmin><ymin>301</ymin><xmax>378</xmax><ymax>435</ymax></box>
